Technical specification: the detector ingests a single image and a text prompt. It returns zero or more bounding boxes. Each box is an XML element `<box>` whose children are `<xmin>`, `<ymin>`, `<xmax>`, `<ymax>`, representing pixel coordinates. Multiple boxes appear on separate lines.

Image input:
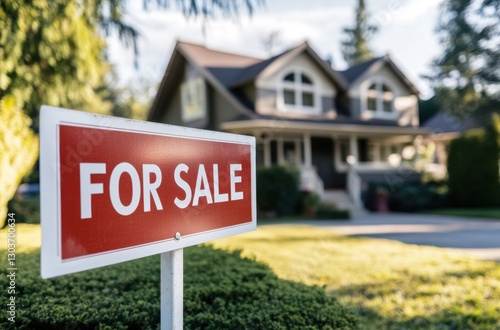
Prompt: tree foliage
<box><xmin>341</xmin><ymin>0</ymin><xmax>378</xmax><ymax>66</ymax></box>
<box><xmin>429</xmin><ymin>0</ymin><xmax>499</xmax><ymax>117</ymax></box>
<box><xmin>0</xmin><ymin>0</ymin><xmax>262</xmax><ymax>222</ymax></box>
<box><xmin>0</xmin><ymin>96</ymin><xmax>38</xmax><ymax>227</ymax></box>
<box><xmin>0</xmin><ymin>1</ymin><xmax>136</xmax><ymax>131</ymax></box>
<box><xmin>447</xmin><ymin>113</ymin><xmax>500</xmax><ymax>207</ymax></box>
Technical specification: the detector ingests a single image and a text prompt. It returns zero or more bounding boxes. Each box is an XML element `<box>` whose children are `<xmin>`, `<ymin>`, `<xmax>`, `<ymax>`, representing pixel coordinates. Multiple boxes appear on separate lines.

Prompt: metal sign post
<box><xmin>161</xmin><ymin>249</ymin><xmax>183</xmax><ymax>330</ymax></box>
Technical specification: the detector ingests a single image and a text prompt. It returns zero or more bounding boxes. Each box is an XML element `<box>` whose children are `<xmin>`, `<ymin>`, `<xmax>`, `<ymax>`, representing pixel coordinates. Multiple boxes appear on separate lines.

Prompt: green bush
<box><xmin>387</xmin><ymin>181</ymin><xmax>448</xmax><ymax>212</ymax></box>
<box><xmin>300</xmin><ymin>192</ymin><xmax>350</xmax><ymax>219</ymax></box>
<box><xmin>0</xmin><ymin>244</ymin><xmax>359</xmax><ymax>329</ymax></box>
<box><xmin>6</xmin><ymin>195</ymin><xmax>40</xmax><ymax>225</ymax></box>
<box><xmin>256</xmin><ymin>165</ymin><xmax>300</xmax><ymax>216</ymax></box>
<box><xmin>364</xmin><ymin>181</ymin><xmax>447</xmax><ymax>212</ymax></box>
<box><xmin>316</xmin><ymin>204</ymin><xmax>350</xmax><ymax>220</ymax></box>
<box><xmin>447</xmin><ymin>114</ymin><xmax>500</xmax><ymax>207</ymax></box>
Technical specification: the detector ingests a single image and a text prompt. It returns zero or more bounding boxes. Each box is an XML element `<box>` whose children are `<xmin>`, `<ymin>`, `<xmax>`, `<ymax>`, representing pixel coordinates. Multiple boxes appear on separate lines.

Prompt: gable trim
<box><xmin>258</xmin><ymin>42</ymin><xmax>349</xmax><ymax>92</ymax></box>
<box><xmin>149</xmin><ymin>42</ymin><xmax>259</xmax><ymax>123</ymax></box>
<box><xmin>350</xmin><ymin>56</ymin><xmax>419</xmax><ymax>95</ymax></box>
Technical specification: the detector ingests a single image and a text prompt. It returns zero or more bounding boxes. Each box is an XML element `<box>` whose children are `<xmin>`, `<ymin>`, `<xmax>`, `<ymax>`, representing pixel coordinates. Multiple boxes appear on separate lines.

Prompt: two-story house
<box><xmin>148</xmin><ymin>41</ymin><xmax>429</xmax><ymax>210</ymax></box>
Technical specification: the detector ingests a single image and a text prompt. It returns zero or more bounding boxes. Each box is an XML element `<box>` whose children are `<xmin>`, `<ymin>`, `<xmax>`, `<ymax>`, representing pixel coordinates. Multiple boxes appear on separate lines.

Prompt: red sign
<box><xmin>40</xmin><ymin>106</ymin><xmax>255</xmax><ymax>278</ymax></box>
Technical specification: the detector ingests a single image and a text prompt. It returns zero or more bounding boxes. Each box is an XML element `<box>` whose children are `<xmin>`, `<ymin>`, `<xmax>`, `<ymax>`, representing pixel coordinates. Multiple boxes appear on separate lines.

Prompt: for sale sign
<box><xmin>40</xmin><ymin>106</ymin><xmax>256</xmax><ymax>278</ymax></box>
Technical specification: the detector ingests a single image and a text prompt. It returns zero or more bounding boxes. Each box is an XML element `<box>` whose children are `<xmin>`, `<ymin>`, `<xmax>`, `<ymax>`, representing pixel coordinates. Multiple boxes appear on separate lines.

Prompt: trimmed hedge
<box><xmin>256</xmin><ymin>165</ymin><xmax>300</xmax><ymax>216</ymax></box>
<box><xmin>448</xmin><ymin>114</ymin><xmax>500</xmax><ymax>207</ymax></box>
<box><xmin>0</xmin><ymin>244</ymin><xmax>359</xmax><ymax>329</ymax></box>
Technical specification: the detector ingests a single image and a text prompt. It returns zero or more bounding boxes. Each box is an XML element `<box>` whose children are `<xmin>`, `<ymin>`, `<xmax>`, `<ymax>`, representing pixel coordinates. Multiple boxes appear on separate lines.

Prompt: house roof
<box><xmin>339</xmin><ymin>57</ymin><xmax>381</xmax><ymax>84</ymax></box>
<box><xmin>177</xmin><ymin>41</ymin><xmax>261</xmax><ymax>67</ymax></box>
<box><xmin>181</xmin><ymin>41</ymin><xmax>348</xmax><ymax>90</ymax></box>
<box><xmin>149</xmin><ymin>40</ymin><xmax>420</xmax><ymax>125</ymax></box>
<box><xmin>149</xmin><ymin>40</ymin><xmax>350</xmax><ymax>121</ymax></box>
<box><xmin>423</xmin><ymin>110</ymin><xmax>486</xmax><ymax>134</ymax></box>
<box><xmin>338</xmin><ymin>55</ymin><xmax>420</xmax><ymax>95</ymax></box>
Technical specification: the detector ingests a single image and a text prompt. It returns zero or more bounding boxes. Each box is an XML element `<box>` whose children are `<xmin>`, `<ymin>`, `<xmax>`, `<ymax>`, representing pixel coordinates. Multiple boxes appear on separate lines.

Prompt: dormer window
<box><xmin>362</xmin><ymin>80</ymin><xmax>397</xmax><ymax>119</ymax></box>
<box><xmin>279</xmin><ymin>69</ymin><xmax>320</xmax><ymax>113</ymax></box>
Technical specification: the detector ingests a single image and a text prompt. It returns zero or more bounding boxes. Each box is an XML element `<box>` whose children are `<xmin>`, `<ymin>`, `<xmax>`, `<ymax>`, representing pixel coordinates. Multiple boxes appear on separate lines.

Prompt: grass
<box><xmin>0</xmin><ymin>224</ymin><xmax>358</xmax><ymax>329</ymax></box>
<box><xmin>428</xmin><ymin>208</ymin><xmax>500</xmax><ymax>219</ymax></box>
<box><xmin>3</xmin><ymin>223</ymin><xmax>500</xmax><ymax>329</ymax></box>
<box><xmin>212</xmin><ymin>225</ymin><xmax>500</xmax><ymax>330</ymax></box>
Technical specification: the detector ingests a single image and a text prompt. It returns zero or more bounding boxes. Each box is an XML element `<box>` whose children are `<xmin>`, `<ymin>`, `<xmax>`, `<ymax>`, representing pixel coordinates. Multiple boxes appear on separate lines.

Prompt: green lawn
<box><xmin>0</xmin><ymin>224</ymin><xmax>357</xmax><ymax>329</ymax></box>
<box><xmin>428</xmin><ymin>208</ymin><xmax>500</xmax><ymax>219</ymax></box>
<box><xmin>213</xmin><ymin>225</ymin><xmax>500</xmax><ymax>330</ymax></box>
<box><xmin>3</xmin><ymin>224</ymin><xmax>500</xmax><ymax>329</ymax></box>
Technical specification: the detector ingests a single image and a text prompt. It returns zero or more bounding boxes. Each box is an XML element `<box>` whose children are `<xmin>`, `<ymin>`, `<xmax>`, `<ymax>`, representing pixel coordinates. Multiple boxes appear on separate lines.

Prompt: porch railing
<box><xmin>347</xmin><ymin>164</ymin><xmax>363</xmax><ymax>209</ymax></box>
<box><xmin>300</xmin><ymin>166</ymin><xmax>324</xmax><ymax>200</ymax></box>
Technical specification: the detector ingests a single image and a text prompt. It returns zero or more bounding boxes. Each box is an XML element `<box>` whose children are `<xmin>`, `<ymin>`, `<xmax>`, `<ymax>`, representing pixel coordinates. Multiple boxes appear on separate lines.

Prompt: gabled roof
<box><xmin>186</xmin><ymin>41</ymin><xmax>348</xmax><ymax>90</ymax></box>
<box><xmin>178</xmin><ymin>41</ymin><xmax>261</xmax><ymax>67</ymax></box>
<box><xmin>339</xmin><ymin>55</ymin><xmax>420</xmax><ymax>95</ymax></box>
<box><xmin>149</xmin><ymin>41</ymin><xmax>263</xmax><ymax>121</ymax></box>
<box><xmin>339</xmin><ymin>57</ymin><xmax>381</xmax><ymax>84</ymax></box>
<box><xmin>149</xmin><ymin>41</ymin><xmax>419</xmax><ymax>123</ymax></box>
<box><xmin>149</xmin><ymin>40</ymin><xmax>350</xmax><ymax>121</ymax></box>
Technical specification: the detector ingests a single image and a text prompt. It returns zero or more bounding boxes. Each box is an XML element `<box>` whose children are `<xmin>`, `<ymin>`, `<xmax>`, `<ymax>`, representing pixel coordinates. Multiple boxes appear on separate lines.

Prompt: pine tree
<box><xmin>429</xmin><ymin>0</ymin><xmax>499</xmax><ymax>117</ymax></box>
<box><xmin>341</xmin><ymin>0</ymin><xmax>378</xmax><ymax>66</ymax></box>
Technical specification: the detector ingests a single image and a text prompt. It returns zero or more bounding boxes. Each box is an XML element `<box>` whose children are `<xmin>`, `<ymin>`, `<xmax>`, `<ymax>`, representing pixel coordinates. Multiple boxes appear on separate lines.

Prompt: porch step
<box><xmin>322</xmin><ymin>190</ymin><xmax>366</xmax><ymax>215</ymax></box>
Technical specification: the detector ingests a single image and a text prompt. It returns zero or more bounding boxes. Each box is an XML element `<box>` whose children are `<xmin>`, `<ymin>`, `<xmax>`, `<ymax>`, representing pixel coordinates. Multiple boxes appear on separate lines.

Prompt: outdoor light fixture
<box><xmin>388</xmin><ymin>153</ymin><xmax>401</xmax><ymax>167</ymax></box>
<box><xmin>402</xmin><ymin>146</ymin><xmax>416</xmax><ymax>160</ymax></box>
<box><xmin>346</xmin><ymin>155</ymin><xmax>357</xmax><ymax>165</ymax></box>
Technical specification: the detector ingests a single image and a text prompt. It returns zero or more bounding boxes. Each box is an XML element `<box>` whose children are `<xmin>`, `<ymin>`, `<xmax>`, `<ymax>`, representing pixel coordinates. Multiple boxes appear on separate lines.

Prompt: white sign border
<box><xmin>40</xmin><ymin>106</ymin><xmax>256</xmax><ymax>279</ymax></box>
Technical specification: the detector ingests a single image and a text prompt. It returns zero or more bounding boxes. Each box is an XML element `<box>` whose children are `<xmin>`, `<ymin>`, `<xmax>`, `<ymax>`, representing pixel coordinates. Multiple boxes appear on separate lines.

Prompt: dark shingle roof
<box><xmin>338</xmin><ymin>57</ymin><xmax>382</xmax><ymax>84</ymax></box>
<box><xmin>423</xmin><ymin>110</ymin><xmax>486</xmax><ymax>134</ymax></box>
<box><xmin>205</xmin><ymin>48</ymin><xmax>295</xmax><ymax>88</ymax></box>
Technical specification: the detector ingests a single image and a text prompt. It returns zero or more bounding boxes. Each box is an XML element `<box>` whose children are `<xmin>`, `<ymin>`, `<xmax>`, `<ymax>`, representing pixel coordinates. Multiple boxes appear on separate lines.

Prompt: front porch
<box><xmin>221</xmin><ymin>119</ymin><xmax>429</xmax><ymax>208</ymax></box>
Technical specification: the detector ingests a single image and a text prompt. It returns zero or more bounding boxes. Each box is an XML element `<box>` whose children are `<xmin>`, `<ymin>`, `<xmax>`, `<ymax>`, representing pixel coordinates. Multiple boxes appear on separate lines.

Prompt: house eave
<box><xmin>220</xmin><ymin>119</ymin><xmax>431</xmax><ymax>136</ymax></box>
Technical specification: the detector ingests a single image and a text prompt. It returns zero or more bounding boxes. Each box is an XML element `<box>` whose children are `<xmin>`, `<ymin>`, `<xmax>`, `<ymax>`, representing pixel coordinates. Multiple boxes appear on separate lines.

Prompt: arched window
<box><xmin>280</xmin><ymin>70</ymin><xmax>319</xmax><ymax>112</ymax></box>
<box><xmin>363</xmin><ymin>80</ymin><xmax>395</xmax><ymax>118</ymax></box>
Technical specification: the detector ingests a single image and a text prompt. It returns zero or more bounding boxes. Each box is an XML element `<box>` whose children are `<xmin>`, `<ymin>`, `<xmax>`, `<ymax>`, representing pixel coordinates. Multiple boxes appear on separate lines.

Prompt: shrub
<box><xmin>299</xmin><ymin>193</ymin><xmax>350</xmax><ymax>220</ymax></box>
<box><xmin>256</xmin><ymin>165</ymin><xmax>300</xmax><ymax>216</ymax></box>
<box><xmin>447</xmin><ymin>114</ymin><xmax>500</xmax><ymax>207</ymax></box>
<box><xmin>364</xmin><ymin>181</ymin><xmax>447</xmax><ymax>213</ymax></box>
<box><xmin>316</xmin><ymin>204</ymin><xmax>350</xmax><ymax>220</ymax></box>
<box><xmin>301</xmin><ymin>191</ymin><xmax>321</xmax><ymax>217</ymax></box>
<box><xmin>0</xmin><ymin>242</ymin><xmax>359</xmax><ymax>329</ymax></box>
<box><xmin>6</xmin><ymin>194</ymin><xmax>40</xmax><ymax>225</ymax></box>
<box><xmin>387</xmin><ymin>181</ymin><xmax>448</xmax><ymax>212</ymax></box>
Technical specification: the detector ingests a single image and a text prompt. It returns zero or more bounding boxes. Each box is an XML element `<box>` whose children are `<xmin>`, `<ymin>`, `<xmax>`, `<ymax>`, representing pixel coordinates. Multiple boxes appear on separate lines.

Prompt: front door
<box><xmin>311</xmin><ymin>137</ymin><xmax>346</xmax><ymax>189</ymax></box>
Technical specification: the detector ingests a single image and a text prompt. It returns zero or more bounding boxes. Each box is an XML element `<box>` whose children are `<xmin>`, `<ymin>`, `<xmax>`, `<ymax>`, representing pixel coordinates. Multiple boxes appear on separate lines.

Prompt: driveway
<box><xmin>305</xmin><ymin>213</ymin><xmax>500</xmax><ymax>261</ymax></box>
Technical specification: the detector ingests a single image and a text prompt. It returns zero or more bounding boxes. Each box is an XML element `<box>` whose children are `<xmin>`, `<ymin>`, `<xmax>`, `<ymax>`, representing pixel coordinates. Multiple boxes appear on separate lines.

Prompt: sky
<box><xmin>106</xmin><ymin>0</ymin><xmax>445</xmax><ymax>99</ymax></box>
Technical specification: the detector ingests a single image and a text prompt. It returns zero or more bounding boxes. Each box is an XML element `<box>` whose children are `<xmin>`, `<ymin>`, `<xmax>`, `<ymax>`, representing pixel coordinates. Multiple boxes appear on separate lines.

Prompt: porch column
<box><xmin>303</xmin><ymin>133</ymin><xmax>312</xmax><ymax>167</ymax></box>
<box><xmin>295</xmin><ymin>139</ymin><xmax>302</xmax><ymax>165</ymax></box>
<box><xmin>263</xmin><ymin>141</ymin><xmax>271</xmax><ymax>167</ymax></box>
<box><xmin>373</xmin><ymin>140</ymin><xmax>381</xmax><ymax>162</ymax></box>
<box><xmin>349</xmin><ymin>134</ymin><xmax>358</xmax><ymax>162</ymax></box>
<box><xmin>277</xmin><ymin>138</ymin><xmax>284</xmax><ymax>165</ymax></box>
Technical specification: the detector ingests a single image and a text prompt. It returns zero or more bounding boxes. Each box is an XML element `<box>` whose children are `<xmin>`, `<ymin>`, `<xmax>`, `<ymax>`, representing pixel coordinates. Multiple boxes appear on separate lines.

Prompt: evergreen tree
<box><xmin>428</xmin><ymin>0</ymin><xmax>499</xmax><ymax>117</ymax></box>
<box><xmin>341</xmin><ymin>0</ymin><xmax>378</xmax><ymax>66</ymax></box>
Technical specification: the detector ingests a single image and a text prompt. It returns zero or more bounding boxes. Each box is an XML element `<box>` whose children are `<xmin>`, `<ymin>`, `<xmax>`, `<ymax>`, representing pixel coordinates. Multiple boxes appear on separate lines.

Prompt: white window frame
<box><xmin>361</xmin><ymin>79</ymin><xmax>398</xmax><ymax>120</ymax></box>
<box><xmin>181</xmin><ymin>78</ymin><xmax>207</xmax><ymax>122</ymax></box>
<box><xmin>277</xmin><ymin>68</ymin><xmax>321</xmax><ymax>114</ymax></box>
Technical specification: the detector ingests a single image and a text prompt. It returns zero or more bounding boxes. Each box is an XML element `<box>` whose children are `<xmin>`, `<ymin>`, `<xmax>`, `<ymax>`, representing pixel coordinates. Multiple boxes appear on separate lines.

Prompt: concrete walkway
<box><xmin>304</xmin><ymin>213</ymin><xmax>500</xmax><ymax>261</ymax></box>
